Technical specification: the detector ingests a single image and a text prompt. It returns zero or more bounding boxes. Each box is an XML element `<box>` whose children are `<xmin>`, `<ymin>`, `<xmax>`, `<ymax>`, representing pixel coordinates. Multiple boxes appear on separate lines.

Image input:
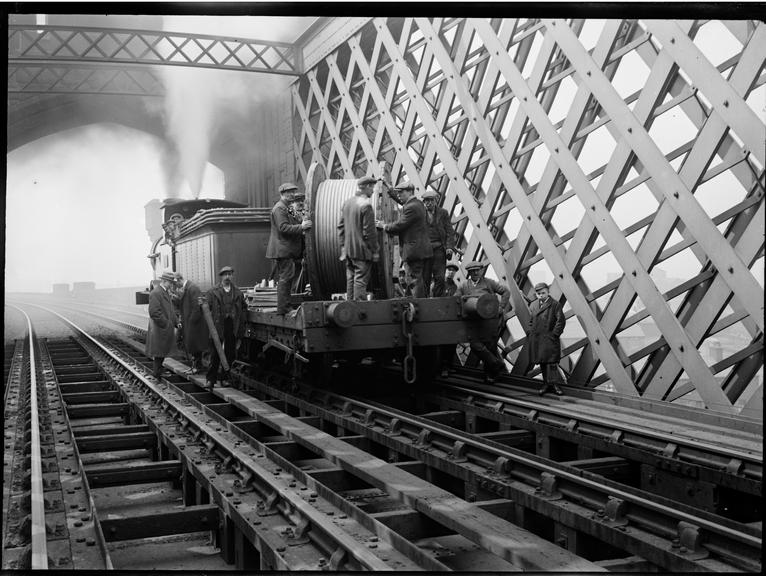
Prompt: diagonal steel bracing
<box><xmin>8</xmin><ymin>25</ymin><xmax>301</xmax><ymax>76</ymax></box>
<box><xmin>291</xmin><ymin>17</ymin><xmax>765</xmax><ymax>413</ymax></box>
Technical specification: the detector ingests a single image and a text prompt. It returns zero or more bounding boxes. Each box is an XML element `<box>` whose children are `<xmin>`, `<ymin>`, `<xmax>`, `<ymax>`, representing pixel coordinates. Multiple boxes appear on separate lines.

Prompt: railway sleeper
<box><xmin>230</xmin><ymin>371</ymin><xmax>760</xmax><ymax>572</ymax></box>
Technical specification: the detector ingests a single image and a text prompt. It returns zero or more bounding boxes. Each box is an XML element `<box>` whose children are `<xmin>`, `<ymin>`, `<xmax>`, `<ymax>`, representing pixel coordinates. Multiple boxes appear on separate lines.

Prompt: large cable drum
<box><xmin>304</xmin><ymin>162</ymin><xmax>396</xmax><ymax>300</ymax></box>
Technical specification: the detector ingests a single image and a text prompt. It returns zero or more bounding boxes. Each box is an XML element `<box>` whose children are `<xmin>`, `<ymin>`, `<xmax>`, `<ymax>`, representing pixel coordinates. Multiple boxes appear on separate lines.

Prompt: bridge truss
<box><xmin>290</xmin><ymin>18</ymin><xmax>765</xmax><ymax>414</ymax></box>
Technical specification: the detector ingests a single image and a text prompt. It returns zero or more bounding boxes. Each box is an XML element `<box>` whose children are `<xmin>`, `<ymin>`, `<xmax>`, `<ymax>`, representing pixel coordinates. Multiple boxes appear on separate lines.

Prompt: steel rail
<box><xmin>32</xmin><ymin>304</ymin><xmax>442</xmax><ymax>571</ymax></box>
<box><xmin>443</xmin><ymin>381</ymin><xmax>762</xmax><ymax>467</ymax></box>
<box><xmin>34</xmin><ymin>335</ymin><xmax>113</xmax><ymax>569</ymax></box>
<box><xmin>44</xmin><ymin>301</ymin><xmax>763</xmax><ymax>484</ymax></box>
<box><xmin>7</xmin><ymin>304</ymin><xmax>48</xmax><ymax>569</ymax></box>
<box><xmin>232</xmin><ymin>371</ymin><xmax>761</xmax><ymax>570</ymax></box>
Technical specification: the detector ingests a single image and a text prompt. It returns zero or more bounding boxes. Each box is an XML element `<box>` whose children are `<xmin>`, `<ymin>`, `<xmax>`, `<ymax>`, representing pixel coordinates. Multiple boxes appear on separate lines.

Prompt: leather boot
<box><xmin>552</xmin><ymin>383</ymin><xmax>564</xmax><ymax>396</ymax></box>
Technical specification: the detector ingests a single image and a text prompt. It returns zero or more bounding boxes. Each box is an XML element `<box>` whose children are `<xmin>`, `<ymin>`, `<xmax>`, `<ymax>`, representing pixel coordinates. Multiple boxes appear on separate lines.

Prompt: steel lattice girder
<box><xmin>291</xmin><ymin>17</ymin><xmax>765</xmax><ymax>412</ymax></box>
<box><xmin>8</xmin><ymin>63</ymin><xmax>165</xmax><ymax>96</ymax></box>
<box><xmin>8</xmin><ymin>25</ymin><xmax>301</xmax><ymax>75</ymax></box>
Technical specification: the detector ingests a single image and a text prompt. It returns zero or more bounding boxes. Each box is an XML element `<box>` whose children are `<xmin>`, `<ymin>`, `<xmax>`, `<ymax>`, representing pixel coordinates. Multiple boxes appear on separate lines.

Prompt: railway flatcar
<box><xmin>141</xmin><ymin>164</ymin><xmax>502</xmax><ymax>385</ymax></box>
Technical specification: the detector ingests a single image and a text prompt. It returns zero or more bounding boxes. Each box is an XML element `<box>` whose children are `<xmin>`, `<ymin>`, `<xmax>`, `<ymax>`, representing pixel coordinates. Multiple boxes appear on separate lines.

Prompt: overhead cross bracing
<box><xmin>291</xmin><ymin>18</ymin><xmax>765</xmax><ymax>414</ymax></box>
<box><xmin>8</xmin><ymin>24</ymin><xmax>302</xmax><ymax>76</ymax></box>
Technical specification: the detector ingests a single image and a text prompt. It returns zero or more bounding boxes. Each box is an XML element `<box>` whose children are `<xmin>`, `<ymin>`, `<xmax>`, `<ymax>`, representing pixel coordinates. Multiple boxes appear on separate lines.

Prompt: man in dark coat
<box><xmin>455</xmin><ymin>261</ymin><xmax>511</xmax><ymax>383</ymax></box>
<box><xmin>379</xmin><ymin>182</ymin><xmax>432</xmax><ymax>298</ymax></box>
<box><xmin>338</xmin><ymin>175</ymin><xmax>380</xmax><ymax>300</ymax></box>
<box><xmin>206</xmin><ymin>266</ymin><xmax>246</xmax><ymax>390</ymax></box>
<box><xmin>146</xmin><ymin>271</ymin><xmax>177</xmax><ymax>380</ymax></box>
<box><xmin>527</xmin><ymin>282</ymin><xmax>566</xmax><ymax>396</ymax></box>
<box><xmin>421</xmin><ymin>190</ymin><xmax>455</xmax><ymax>297</ymax></box>
<box><xmin>266</xmin><ymin>183</ymin><xmax>312</xmax><ymax>314</ymax></box>
<box><xmin>174</xmin><ymin>273</ymin><xmax>208</xmax><ymax>374</ymax></box>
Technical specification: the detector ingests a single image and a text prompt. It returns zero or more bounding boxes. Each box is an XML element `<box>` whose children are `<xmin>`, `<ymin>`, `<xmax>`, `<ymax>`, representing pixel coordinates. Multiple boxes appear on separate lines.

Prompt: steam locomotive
<box><xmin>140</xmin><ymin>164</ymin><xmax>501</xmax><ymax>385</ymax></box>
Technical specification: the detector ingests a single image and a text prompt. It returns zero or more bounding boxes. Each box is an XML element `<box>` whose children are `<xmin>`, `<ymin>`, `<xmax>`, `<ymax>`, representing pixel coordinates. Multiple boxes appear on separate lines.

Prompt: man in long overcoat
<box><xmin>266</xmin><ymin>183</ymin><xmax>312</xmax><ymax>314</ymax></box>
<box><xmin>338</xmin><ymin>175</ymin><xmax>380</xmax><ymax>300</ymax></box>
<box><xmin>146</xmin><ymin>271</ymin><xmax>177</xmax><ymax>380</ymax></box>
<box><xmin>174</xmin><ymin>273</ymin><xmax>208</xmax><ymax>374</ymax></box>
<box><xmin>527</xmin><ymin>282</ymin><xmax>566</xmax><ymax>396</ymax></box>
<box><xmin>379</xmin><ymin>182</ymin><xmax>432</xmax><ymax>298</ymax></box>
<box><xmin>421</xmin><ymin>190</ymin><xmax>455</xmax><ymax>297</ymax></box>
<box><xmin>206</xmin><ymin>266</ymin><xmax>247</xmax><ymax>390</ymax></box>
<box><xmin>455</xmin><ymin>261</ymin><xmax>510</xmax><ymax>382</ymax></box>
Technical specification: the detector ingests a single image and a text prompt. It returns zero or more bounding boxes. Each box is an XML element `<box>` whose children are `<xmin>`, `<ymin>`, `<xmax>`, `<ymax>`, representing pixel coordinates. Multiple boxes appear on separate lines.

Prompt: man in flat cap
<box><xmin>146</xmin><ymin>271</ymin><xmax>178</xmax><ymax>380</ymax></box>
<box><xmin>456</xmin><ymin>261</ymin><xmax>511</xmax><ymax>383</ymax></box>
<box><xmin>378</xmin><ymin>181</ymin><xmax>432</xmax><ymax>298</ymax></box>
<box><xmin>205</xmin><ymin>266</ymin><xmax>246</xmax><ymax>390</ymax></box>
<box><xmin>174</xmin><ymin>273</ymin><xmax>208</xmax><ymax>374</ymax></box>
<box><xmin>338</xmin><ymin>175</ymin><xmax>380</xmax><ymax>300</ymax></box>
<box><xmin>421</xmin><ymin>189</ymin><xmax>455</xmax><ymax>297</ymax></box>
<box><xmin>266</xmin><ymin>183</ymin><xmax>312</xmax><ymax>314</ymax></box>
<box><xmin>439</xmin><ymin>260</ymin><xmax>462</xmax><ymax>376</ymax></box>
<box><xmin>444</xmin><ymin>260</ymin><xmax>460</xmax><ymax>297</ymax></box>
<box><xmin>527</xmin><ymin>282</ymin><xmax>566</xmax><ymax>396</ymax></box>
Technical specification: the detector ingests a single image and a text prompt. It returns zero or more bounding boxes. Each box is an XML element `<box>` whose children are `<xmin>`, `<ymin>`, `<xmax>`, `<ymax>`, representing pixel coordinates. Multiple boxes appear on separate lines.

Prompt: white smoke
<box><xmin>158</xmin><ymin>16</ymin><xmax>312</xmax><ymax>199</ymax></box>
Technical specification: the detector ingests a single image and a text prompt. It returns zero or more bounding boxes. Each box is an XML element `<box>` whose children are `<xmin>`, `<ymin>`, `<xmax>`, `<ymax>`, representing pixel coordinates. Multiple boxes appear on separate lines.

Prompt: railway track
<box><xmin>5</xmin><ymin>302</ymin><xmax>601</xmax><ymax>570</ymax></box>
<box><xmin>9</xmin><ymin>299</ymin><xmax>762</xmax><ymax>571</ymax></box>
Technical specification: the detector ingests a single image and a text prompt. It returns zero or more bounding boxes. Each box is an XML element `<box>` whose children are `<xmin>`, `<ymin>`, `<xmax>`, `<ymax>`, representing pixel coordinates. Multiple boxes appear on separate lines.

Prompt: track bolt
<box><xmin>671</xmin><ymin>538</ymin><xmax>680</xmax><ymax>548</ymax></box>
<box><xmin>368</xmin><ymin>543</ymin><xmax>378</xmax><ymax>548</ymax></box>
<box><xmin>86</xmin><ymin>538</ymin><xmax>96</xmax><ymax>546</ymax></box>
<box><xmin>597</xmin><ymin>509</ymin><xmax>605</xmax><ymax>516</ymax></box>
<box><xmin>76</xmin><ymin>537</ymin><xmax>86</xmax><ymax>543</ymax></box>
<box><xmin>225</xmin><ymin>491</ymin><xmax>233</xmax><ymax>497</ymax></box>
<box><xmin>369</xmin><ymin>536</ymin><xmax>379</xmax><ymax>542</ymax></box>
<box><xmin>679</xmin><ymin>546</ymin><xmax>687</xmax><ymax>554</ymax></box>
<box><xmin>74</xmin><ymin>521</ymin><xmax>83</xmax><ymax>527</ymax></box>
<box><xmin>310</xmin><ymin>492</ymin><xmax>318</xmax><ymax>498</ymax></box>
<box><xmin>233</xmin><ymin>499</ymin><xmax>241</xmax><ymax>505</ymax></box>
<box><xmin>69</xmin><ymin>504</ymin><xmax>78</xmax><ymax>509</ymax></box>
<box><xmin>277</xmin><ymin>546</ymin><xmax>286</xmax><ymax>553</ymax></box>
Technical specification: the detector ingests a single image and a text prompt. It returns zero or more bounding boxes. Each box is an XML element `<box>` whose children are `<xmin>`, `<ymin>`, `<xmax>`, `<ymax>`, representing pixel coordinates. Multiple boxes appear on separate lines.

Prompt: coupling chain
<box><xmin>401</xmin><ymin>302</ymin><xmax>416</xmax><ymax>384</ymax></box>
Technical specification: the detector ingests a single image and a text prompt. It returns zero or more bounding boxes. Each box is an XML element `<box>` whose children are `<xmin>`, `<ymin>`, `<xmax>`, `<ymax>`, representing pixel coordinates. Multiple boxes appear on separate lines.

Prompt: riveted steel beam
<box><xmin>544</xmin><ymin>19</ymin><xmax>764</xmax><ymax>335</ymax></box>
<box><xmin>8</xmin><ymin>25</ymin><xmax>301</xmax><ymax>76</ymax></box>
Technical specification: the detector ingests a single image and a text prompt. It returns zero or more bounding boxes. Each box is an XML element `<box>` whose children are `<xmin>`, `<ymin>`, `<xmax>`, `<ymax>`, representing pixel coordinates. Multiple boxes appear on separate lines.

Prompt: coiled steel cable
<box><xmin>312</xmin><ymin>178</ymin><xmax>357</xmax><ymax>296</ymax></box>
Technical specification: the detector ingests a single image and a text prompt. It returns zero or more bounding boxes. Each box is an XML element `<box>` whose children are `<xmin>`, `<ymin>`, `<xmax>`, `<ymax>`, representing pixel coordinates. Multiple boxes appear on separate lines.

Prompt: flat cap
<box><xmin>534</xmin><ymin>282</ymin><xmax>549</xmax><ymax>291</ymax></box>
<box><xmin>278</xmin><ymin>182</ymin><xmax>298</xmax><ymax>194</ymax></box>
<box><xmin>393</xmin><ymin>181</ymin><xmax>415</xmax><ymax>192</ymax></box>
<box><xmin>464</xmin><ymin>260</ymin><xmax>487</xmax><ymax>270</ymax></box>
<box><xmin>446</xmin><ymin>261</ymin><xmax>459</xmax><ymax>271</ymax></box>
<box><xmin>421</xmin><ymin>190</ymin><xmax>439</xmax><ymax>200</ymax></box>
<box><xmin>357</xmin><ymin>175</ymin><xmax>376</xmax><ymax>186</ymax></box>
<box><xmin>173</xmin><ymin>272</ymin><xmax>184</xmax><ymax>282</ymax></box>
<box><xmin>159</xmin><ymin>271</ymin><xmax>176</xmax><ymax>282</ymax></box>
<box><xmin>219</xmin><ymin>266</ymin><xmax>234</xmax><ymax>276</ymax></box>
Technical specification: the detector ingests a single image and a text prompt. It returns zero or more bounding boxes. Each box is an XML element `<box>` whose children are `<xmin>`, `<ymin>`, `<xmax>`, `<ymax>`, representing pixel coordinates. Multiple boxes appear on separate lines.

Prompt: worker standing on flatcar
<box><xmin>266</xmin><ymin>183</ymin><xmax>312</xmax><ymax>314</ymax></box>
<box><xmin>455</xmin><ymin>261</ymin><xmax>510</xmax><ymax>383</ymax></box>
<box><xmin>377</xmin><ymin>182</ymin><xmax>432</xmax><ymax>298</ymax></box>
<box><xmin>421</xmin><ymin>190</ymin><xmax>455</xmax><ymax>297</ymax></box>
<box><xmin>338</xmin><ymin>175</ymin><xmax>380</xmax><ymax>300</ymax></box>
<box><xmin>174</xmin><ymin>273</ymin><xmax>208</xmax><ymax>374</ymax></box>
<box><xmin>206</xmin><ymin>266</ymin><xmax>246</xmax><ymax>390</ymax></box>
<box><xmin>527</xmin><ymin>282</ymin><xmax>566</xmax><ymax>396</ymax></box>
<box><xmin>146</xmin><ymin>271</ymin><xmax>178</xmax><ymax>381</ymax></box>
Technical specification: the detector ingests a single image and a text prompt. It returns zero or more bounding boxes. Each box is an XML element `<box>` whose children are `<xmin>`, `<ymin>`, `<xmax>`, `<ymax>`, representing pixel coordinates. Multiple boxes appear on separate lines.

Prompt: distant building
<box><xmin>52</xmin><ymin>283</ymin><xmax>70</xmax><ymax>296</ymax></box>
<box><xmin>72</xmin><ymin>281</ymin><xmax>96</xmax><ymax>299</ymax></box>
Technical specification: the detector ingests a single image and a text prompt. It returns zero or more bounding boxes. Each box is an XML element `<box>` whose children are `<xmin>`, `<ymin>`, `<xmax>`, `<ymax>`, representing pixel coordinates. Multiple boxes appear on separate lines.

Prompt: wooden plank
<box><xmin>86</xmin><ymin>460</ymin><xmax>182</xmax><ymax>488</ymax></box>
<box><xmin>74</xmin><ymin>424</ymin><xmax>151</xmax><ymax>437</ymax></box>
<box><xmin>66</xmin><ymin>402</ymin><xmax>129</xmax><ymax>419</ymax></box>
<box><xmin>100</xmin><ymin>504</ymin><xmax>219</xmax><ymax>542</ymax></box>
<box><xmin>76</xmin><ymin>431</ymin><xmax>156</xmax><ymax>453</ymax></box>
<box><xmin>62</xmin><ymin>390</ymin><xmax>120</xmax><ymax>405</ymax></box>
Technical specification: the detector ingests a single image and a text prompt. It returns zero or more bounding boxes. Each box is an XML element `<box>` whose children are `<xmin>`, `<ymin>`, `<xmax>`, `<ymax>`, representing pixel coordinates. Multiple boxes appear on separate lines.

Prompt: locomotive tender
<box><xmin>141</xmin><ymin>163</ymin><xmax>501</xmax><ymax>384</ymax></box>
